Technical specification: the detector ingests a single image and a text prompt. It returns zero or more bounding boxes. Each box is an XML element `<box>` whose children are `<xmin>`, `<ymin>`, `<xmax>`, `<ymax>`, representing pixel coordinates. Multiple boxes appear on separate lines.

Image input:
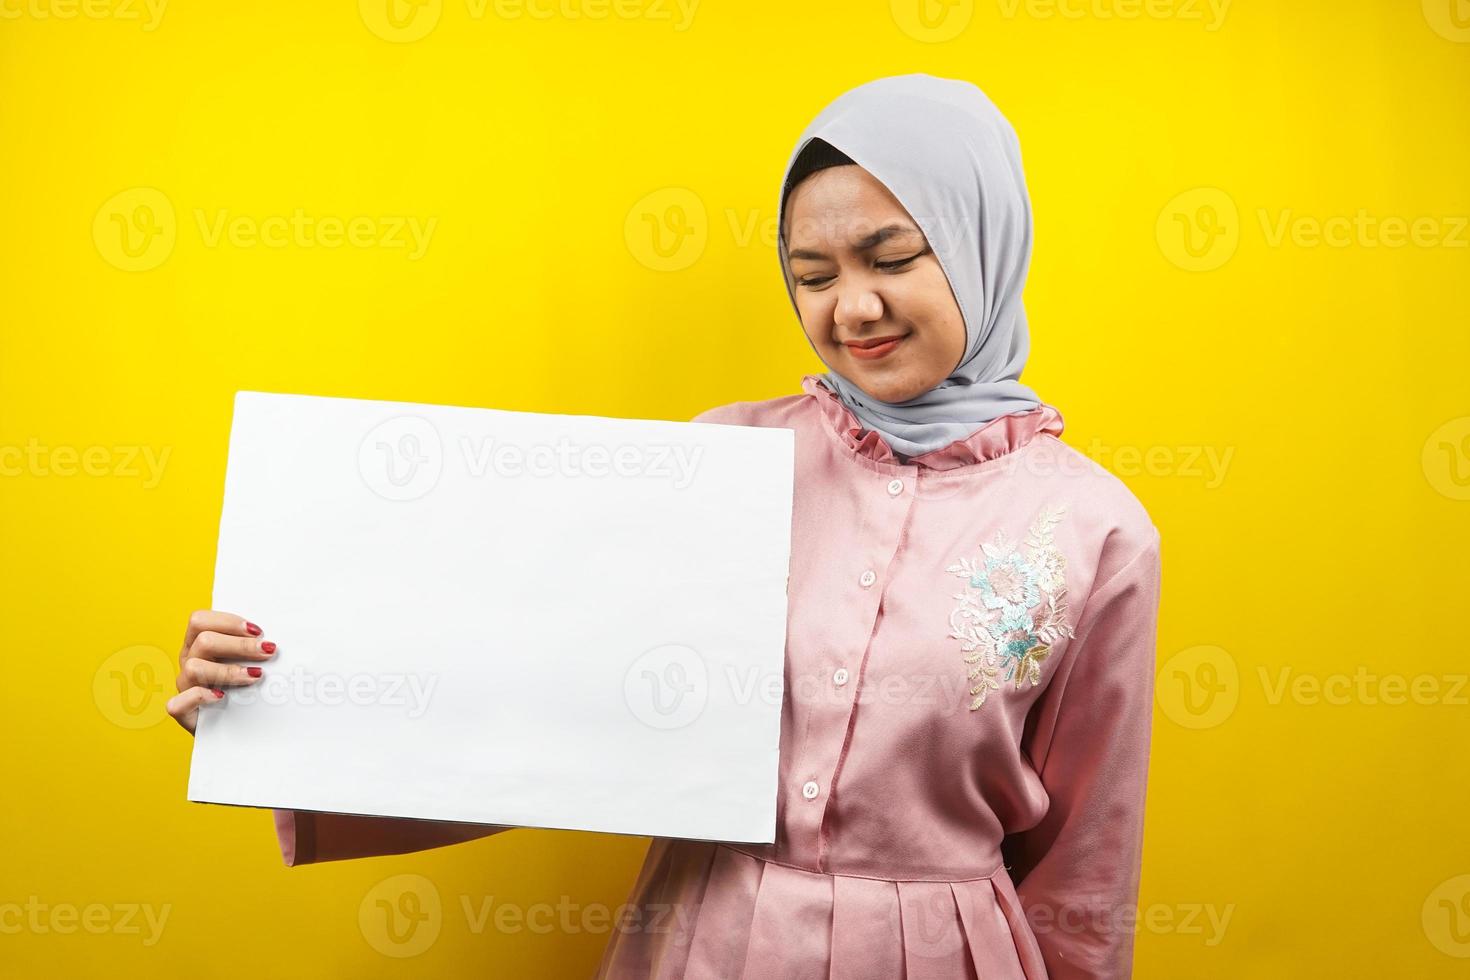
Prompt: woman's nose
<box><xmin>833</xmin><ymin>283</ymin><xmax>883</xmax><ymax>331</ymax></box>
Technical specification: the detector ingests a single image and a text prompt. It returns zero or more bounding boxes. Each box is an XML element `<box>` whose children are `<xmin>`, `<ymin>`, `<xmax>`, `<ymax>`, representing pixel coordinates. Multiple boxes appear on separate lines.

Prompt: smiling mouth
<box><xmin>844</xmin><ymin>335</ymin><xmax>908</xmax><ymax>361</ymax></box>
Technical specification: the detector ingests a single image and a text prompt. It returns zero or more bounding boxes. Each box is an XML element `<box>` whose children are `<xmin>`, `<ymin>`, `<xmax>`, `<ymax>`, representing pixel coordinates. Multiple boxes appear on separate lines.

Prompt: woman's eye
<box><xmin>875</xmin><ymin>253</ymin><xmax>923</xmax><ymax>271</ymax></box>
<box><xmin>796</xmin><ymin>247</ymin><xmax>928</xmax><ymax>288</ymax></box>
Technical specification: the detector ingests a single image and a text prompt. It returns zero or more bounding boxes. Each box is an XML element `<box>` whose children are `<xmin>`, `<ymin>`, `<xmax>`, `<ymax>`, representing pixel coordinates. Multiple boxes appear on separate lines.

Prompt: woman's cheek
<box><xmin>798</xmin><ymin>300</ymin><xmax>833</xmax><ymax>346</ymax></box>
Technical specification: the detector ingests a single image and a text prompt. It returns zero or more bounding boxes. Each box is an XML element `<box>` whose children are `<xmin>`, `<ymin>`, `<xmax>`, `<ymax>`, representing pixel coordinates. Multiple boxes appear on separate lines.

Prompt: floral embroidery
<box><xmin>946</xmin><ymin>504</ymin><xmax>1075</xmax><ymax>711</ymax></box>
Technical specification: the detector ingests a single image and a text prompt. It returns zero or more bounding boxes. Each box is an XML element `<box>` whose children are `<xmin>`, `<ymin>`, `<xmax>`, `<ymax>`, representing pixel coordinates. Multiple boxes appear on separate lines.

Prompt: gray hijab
<box><xmin>777</xmin><ymin>73</ymin><xmax>1044</xmax><ymax>460</ymax></box>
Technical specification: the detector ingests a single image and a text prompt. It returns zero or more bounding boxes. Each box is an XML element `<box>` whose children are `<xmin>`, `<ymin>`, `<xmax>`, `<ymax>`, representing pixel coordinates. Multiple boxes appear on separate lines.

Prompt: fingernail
<box><xmin>212</xmin><ymin>688</ymin><xmax>226</xmax><ymax>698</ymax></box>
<box><xmin>246</xmin><ymin>667</ymin><xmax>263</xmax><ymax>678</ymax></box>
<box><xmin>245</xmin><ymin>621</ymin><xmax>263</xmax><ymax>636</ymax></box>
<box><xmin>261</xmin><ymin>641</ymin><xmax>277</xmax><ymax>654</ymax></box>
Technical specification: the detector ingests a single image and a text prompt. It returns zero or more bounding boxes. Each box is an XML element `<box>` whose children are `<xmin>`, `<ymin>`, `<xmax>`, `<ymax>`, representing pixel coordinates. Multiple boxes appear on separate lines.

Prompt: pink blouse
<box><xmin>272</xmin><ymin>374</ymin><xmax>1163</xmax><ymax>979</ymax></box>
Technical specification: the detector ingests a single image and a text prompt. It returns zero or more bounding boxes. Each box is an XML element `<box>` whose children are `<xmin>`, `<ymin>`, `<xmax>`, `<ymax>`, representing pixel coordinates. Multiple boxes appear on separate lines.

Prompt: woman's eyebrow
<box><xmin>787</xmin><ymin>222</ymin><xmax>921</xmax><ymax>261</ymax></box>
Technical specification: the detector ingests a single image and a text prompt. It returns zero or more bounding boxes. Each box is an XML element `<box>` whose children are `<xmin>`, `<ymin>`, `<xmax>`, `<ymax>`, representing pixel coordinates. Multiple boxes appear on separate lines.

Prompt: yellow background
<box><xmin>2</xmin><ymin>0</ymin><xmax>1468</xmax><ymax>976</ymax></box>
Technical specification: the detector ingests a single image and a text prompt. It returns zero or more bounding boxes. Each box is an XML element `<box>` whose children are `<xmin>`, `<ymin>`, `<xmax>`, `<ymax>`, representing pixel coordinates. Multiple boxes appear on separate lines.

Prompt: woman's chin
<box><xmin>844</xmin><ymin>368</ymin><xmax>931</xmax><ymax>405</ymax></box>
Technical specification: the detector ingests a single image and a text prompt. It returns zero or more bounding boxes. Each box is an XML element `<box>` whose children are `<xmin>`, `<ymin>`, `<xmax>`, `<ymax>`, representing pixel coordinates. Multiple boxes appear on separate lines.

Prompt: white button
<box><xmin>833</xmin><ymin>668</ymin><xmax>849</xmax><ymax>687</ymax></box>
<box><xmin>887</xmin><ymin>478</ymin><xmax>904</xmax><ymax>496</ymax></box>
<box><xmin>859</xmin><ymin>569</ymin><xmax>876</xmax><ymax>588</ymax></box>
<box><xmin>801</xmin><ymin>780</ymin><xmax>819</xmax><ymax>800</ymax></box>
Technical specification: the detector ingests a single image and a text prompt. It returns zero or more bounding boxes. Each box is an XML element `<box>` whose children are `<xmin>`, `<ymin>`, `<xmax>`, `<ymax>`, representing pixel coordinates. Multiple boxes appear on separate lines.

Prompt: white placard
<box><xmin>188</xmin><ymin>390</ymin><xmax>793</xmax><ymax>843</ymax></box>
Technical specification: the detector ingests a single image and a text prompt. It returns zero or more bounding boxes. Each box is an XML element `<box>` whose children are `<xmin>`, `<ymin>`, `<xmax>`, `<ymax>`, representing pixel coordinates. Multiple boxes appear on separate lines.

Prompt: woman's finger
<box><xmin>188</xmin><ymin>630</ymin><xmax>278</xmax><ymax>665</ymax></box>
<box><xmin>165</xmin><ymin>685</ymin><xmax>227</xmax><ymax>735</ymax></box>
<box><xmin>181</xmin><ymin>610</ymin><xmax>263</xmax><ymax>657</ymax></box>
<box><xmin>182</xmin><ymin>657</ymin><xmax>265</xmax><ymax>690</ymax></box>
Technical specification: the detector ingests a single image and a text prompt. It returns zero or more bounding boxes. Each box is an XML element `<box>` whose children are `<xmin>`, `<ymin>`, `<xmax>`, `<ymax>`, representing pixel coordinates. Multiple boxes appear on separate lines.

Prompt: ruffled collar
<box><xmin>801</xmin><ymin>374</ymin><xmax>1064</xmax><ymax>471</ymax></box>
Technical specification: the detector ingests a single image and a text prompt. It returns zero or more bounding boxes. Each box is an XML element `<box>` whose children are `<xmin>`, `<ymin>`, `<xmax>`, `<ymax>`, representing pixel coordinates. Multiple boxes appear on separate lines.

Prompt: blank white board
<box><xmin>188</xmin><ymin>391</ymin><xmax>794</xmax><ymax>843</ymax></box>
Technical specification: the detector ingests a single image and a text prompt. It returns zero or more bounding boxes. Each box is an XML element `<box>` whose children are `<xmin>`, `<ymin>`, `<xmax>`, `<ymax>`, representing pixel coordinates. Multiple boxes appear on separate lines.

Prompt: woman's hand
<box><xmin>166</xmin><ymin>610</ymin><xmax>276</xmax><ymax>734</ymax></box>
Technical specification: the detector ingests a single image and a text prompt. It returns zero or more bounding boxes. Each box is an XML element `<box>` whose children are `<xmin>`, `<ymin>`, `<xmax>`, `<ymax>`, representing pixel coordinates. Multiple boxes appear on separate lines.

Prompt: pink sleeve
<box><xmin>273</xmin><ymin>809</ymin><xmax>514</xmax><ymax>867</ymax></box>
<box><xmin>1003</xmin><ymin>531</ymin><xmax>1163</xmax><ymax>979</ymax></box>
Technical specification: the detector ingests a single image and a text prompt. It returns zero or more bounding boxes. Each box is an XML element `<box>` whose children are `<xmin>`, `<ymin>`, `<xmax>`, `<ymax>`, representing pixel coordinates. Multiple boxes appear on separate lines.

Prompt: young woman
<box><xmin>170</xmin><ymin>73</ymin><xmax>1162</xmax><ymax>979</ymax></box>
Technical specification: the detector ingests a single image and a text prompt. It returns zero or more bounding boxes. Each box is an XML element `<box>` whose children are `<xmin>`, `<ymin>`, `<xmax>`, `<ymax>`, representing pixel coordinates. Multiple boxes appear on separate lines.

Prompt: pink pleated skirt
<box><xmin>593</xmin><ymin>838</ymin><xmax>1049</xmax><ymax>979</ymax></box>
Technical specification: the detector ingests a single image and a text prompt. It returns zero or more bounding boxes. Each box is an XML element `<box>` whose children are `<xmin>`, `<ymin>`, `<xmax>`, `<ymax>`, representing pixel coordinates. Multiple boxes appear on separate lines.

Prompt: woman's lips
<box><xmin>845</xmin><ymin>335</ymin><xmax>907</xmax><ymax>361</ymax></box>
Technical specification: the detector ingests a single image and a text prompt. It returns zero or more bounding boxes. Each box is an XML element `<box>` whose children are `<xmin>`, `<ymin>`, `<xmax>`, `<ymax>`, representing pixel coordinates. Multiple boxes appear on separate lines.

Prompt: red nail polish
<box><xmin>245</xmin><ymin>621</ymin><xmax>263</xmax><ymax>636</ymax></box>
<box><xmin>261</xmin><ymin>641</ymin><xmax>277</xmax><ymax>654</ymax></box>
<box><xmin>212</xmin><ymin>688</ymin><xmax>226</xmax><ymax>698</ymax></box>
<box><xmin>246</xmin><ymin>667</ymin><xmax>263</xmax><ymax>678</ymax></box>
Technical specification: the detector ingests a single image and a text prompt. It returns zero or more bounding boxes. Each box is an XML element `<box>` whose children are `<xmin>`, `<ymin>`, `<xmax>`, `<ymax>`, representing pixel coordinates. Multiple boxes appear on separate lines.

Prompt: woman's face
<box><xmin>783</xmin><ymin>165</ymin><xmax>967</xmax><ymax>404</ymax></box>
